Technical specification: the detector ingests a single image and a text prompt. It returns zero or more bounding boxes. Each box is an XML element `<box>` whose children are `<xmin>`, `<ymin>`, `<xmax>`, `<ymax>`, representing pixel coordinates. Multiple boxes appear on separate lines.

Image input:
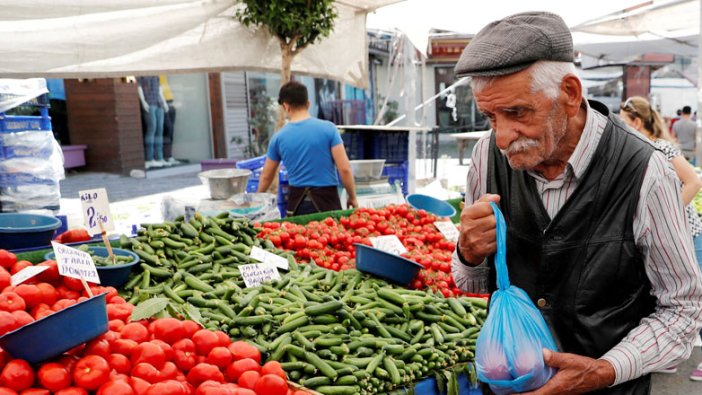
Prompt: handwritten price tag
<box><xmin>79</xmin><ymin>188</ymin><xmax>114</xmax><ymax>236</ymax></box>
<box><xmin>250</xmin><ymin>246</ymin><xmax>289</xmax><ymax>271</ymax></box>
<box><xmin>434</xmin><ymin>221</ymin><xmax>460</xmax><ymax>243</ymax></box>
<box><xmin>369</xmin><ymin>235</ymin><xmax>407</xmax><ymax>255</ymax></box>
<box><xmin>11</xmin><ymin>266</ymin><xmax>48</xmax><ymax>286</ymax></box>
<box><xmin>51</xmin><ymin>242</ymin><xmax>100</xmax><ymax>284</ymax></box>
<box><xmin>239</xmin><ymin>263</ymin><xmax>281</xmax><ymax>288</ymax></box>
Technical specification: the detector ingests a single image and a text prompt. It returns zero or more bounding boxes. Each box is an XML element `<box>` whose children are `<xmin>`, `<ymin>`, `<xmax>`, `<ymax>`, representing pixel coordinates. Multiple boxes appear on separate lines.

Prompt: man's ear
<box><xmin>560</xmin><ymin>74</ymin><xmax>582</xmax><ymax>117</ymax></box>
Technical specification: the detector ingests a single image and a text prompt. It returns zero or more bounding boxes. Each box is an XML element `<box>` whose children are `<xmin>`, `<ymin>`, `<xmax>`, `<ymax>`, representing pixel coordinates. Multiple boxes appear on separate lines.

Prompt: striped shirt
<box><xmin>452</xmin><ymin>101</ymin><xmax>702</xmax><ymax>386</ymax></box>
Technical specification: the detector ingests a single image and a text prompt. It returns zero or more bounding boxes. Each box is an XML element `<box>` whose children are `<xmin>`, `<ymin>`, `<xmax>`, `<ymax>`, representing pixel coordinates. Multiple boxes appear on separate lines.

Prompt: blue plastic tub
<box><xmin>0</xmin><ymin>293</ymin><xmax>108</xmax><ymax>364</ymax></box>
<box><xmin>354</xmin><ymin>244</ymin><xmax>424</xmax><ymax>286</ymax></box>
<box><xmin>0</xmin><ymin>213</ymin><xmax>62</xmax><ymax>250</ymax></box>
<box><xmin>406</xmin><ymin>194</ymin><xmax>457</xmax><ymax>218</ymax></box>
<box><xmin>45</xmin><ymin>247</ymin><xmax>139</xmax><ymax>288</ymax></box>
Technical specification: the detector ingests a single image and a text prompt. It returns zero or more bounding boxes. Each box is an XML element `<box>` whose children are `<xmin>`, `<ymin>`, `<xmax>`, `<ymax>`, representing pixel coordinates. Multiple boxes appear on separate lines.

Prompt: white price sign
<box><xmin>79</xmin><ymin>188</ymin><xmax>114</xmax><ymax>236</ymax></box>
<box><xmin>11</xmin><ymin>266</ymin><xmax>49</xmax><ymax>286</ymax></box>
<box><xmin>434</xmin><ymin>221</ymin><xmax>460</xmax><ymax>243</ymax></box>
<box><xmin>51</xmin><ymin>242</ymin><xmax>101</xmax><ymax>284</ymax></box>
<box><xmin>369</xmin><ymin>235</ymin><xmax>407</xmax><ymax>255</ymax></box>
<box><xmin>239</xmin><ymin>263</ymin><xmax>281</xmax><ymax>288</ymax></box>
<box><xmin>250</xmin><ymin>246</ymin><xmax>289</xmax><ymax>271</ymax></box>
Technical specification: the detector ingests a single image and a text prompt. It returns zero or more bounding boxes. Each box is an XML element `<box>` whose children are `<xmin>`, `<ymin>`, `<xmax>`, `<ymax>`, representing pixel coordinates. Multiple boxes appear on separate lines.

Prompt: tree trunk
<box><xmin>276</xmin><ymin>42</ymin><xmax>295</xmax><ymax>131</ymax></box>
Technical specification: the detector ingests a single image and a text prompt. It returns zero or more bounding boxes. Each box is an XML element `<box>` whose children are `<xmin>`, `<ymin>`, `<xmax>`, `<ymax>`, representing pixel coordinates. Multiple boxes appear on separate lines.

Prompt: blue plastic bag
<box><xmin>475</xmin><ymin>202</ymin><xmax>558</xmax><ymax>394</ymax></box>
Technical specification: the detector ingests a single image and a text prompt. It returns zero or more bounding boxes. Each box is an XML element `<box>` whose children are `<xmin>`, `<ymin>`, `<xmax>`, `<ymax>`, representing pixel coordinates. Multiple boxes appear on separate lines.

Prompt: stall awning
<box><xmin>0</xmin><ymin>0</ymin><xmax>403</xmax><ymax>87</ymax></box>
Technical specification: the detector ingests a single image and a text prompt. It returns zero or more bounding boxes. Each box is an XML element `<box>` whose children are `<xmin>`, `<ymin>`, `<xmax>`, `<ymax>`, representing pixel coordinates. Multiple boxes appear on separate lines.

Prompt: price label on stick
<box><xmin>79</xmin><ymin>188</ymin><xmax>114</xmax><ymax>236</ymax></box>
<box><xmin>250</xmin><ymin>246</ymin><xmax>289</xmax><ymax>271</ymax></box>
<box><xmin>239</xmin><ymin>263</ymin><xmax>281</xmax><ymax>288</ymax></box>
<box><xmin>51</xmin><ymin>242</ymin><xmax>101</xmax><ymax>284</ymax></box>
<box><xmin>11</xmin><ymin>266</ymin><xmax>48</xmax><ymax>286</ymax></box>
<box><xmin>370</xmin><ymin>235</ymin><xmax>407</xmax><ymax>255</ymax></box>
<box><xmin>434</xmin><ymin>221</ymin><xmax>460</xmax><ymax>243</ymax></box>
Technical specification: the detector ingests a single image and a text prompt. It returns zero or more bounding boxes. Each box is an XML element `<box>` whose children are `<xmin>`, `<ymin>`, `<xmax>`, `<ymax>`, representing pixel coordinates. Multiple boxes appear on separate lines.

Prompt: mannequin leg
<box><xmin>144</xmin><ymin>107</ymin><xmax>157</xmax><ymax>161</ymax></box>
<box><xmin>164</xmin><ymin>100</ymin><xmax>175</xmax><ymax>159</ymax></box>
<box><xmin>154</xmin><ymin>107</ymin><xmax>165</xmax><ymax>161</ymax></box>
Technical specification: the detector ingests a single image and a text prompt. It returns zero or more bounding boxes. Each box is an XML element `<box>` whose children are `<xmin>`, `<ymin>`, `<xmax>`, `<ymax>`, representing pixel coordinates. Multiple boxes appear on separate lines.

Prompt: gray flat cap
<box><xmin>455</xmin><ymin>11</ymin><xmax>573</xmax><ymax>78</ymax></box>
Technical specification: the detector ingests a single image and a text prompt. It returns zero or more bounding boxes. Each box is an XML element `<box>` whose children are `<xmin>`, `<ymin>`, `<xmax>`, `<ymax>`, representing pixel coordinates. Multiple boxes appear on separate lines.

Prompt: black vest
<box><xmin>486</xmin><ymin>101</ymin><xmax>656</xmax><ymax>395</ymax></box>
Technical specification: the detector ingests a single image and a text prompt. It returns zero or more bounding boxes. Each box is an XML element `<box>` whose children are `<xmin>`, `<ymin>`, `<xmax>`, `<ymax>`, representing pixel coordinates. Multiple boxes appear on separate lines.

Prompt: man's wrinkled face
<box><xmin>474</xmin><ymin>70</ymin><xmax>568</xmax><ymax>170</ymax></box>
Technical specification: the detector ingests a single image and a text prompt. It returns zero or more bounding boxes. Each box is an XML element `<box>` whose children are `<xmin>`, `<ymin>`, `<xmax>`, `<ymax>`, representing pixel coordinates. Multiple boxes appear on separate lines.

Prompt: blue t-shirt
<box><xmin>266</xmin><ymin>118</ymin><xmax>343</xmax><ymax>187</ymax></box>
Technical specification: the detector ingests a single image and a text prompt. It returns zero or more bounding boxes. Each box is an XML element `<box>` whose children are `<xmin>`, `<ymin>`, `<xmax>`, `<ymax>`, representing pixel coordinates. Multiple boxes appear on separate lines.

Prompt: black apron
<box><xmin>287</xmin><ymin>185</ymin><xmax>342</xmax><ymax>216</ymax></box>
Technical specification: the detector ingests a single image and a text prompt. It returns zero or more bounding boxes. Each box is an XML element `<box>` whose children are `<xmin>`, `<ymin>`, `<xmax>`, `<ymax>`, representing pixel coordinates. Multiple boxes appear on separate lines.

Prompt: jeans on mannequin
<box><xmin>144</xmin><ymin>106</ymin><xmax>165</xmax><ymax>161</ymax></box>
<box><xmin>694</xmin><ymin>234</ymin><xmax>702</xmax><ymax>352</ymax></box>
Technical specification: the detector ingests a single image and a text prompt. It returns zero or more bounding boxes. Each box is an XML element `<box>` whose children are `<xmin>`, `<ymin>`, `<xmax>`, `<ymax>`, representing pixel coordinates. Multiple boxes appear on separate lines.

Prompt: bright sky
<box><xmin>366</xmin><ymin>0</ymin><xmax>657</xmax><ymax>51</ymax></box>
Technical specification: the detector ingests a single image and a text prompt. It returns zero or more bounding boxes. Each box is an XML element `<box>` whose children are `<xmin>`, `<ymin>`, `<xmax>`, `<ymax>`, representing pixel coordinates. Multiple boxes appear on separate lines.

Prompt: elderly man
<box><xmin>452</xmin><ymin>11</ymin><xmax>702</xmax><ymax>394</ymax></box>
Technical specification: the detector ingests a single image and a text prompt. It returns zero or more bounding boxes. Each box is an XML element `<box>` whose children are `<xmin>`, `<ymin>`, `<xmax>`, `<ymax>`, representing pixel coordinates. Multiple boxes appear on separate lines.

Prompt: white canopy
<box><xmin>0</xmin><ymin>0</ymin><xmax>403</xmax><ymax>87</ymax></box>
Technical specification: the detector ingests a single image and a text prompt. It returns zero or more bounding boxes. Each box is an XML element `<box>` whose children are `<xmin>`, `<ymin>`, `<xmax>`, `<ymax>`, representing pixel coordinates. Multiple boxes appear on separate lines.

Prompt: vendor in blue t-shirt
<box><xmin>257</xmin><ymin>81</ymin><xmax>358</xmax><ymax>216</ymax></box>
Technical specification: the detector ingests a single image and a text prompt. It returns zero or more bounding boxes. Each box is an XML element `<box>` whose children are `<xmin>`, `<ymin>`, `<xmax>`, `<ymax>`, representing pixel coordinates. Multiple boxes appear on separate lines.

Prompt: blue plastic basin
<box><xmin>406</xmin><ymin>194</ymin><xmax>457</xmax><ymax>218</ymax></box>
<box><xmin>0</xmin><ymin>293</ymin><xmax>108</xmax><ymax>364</ymax></box>
<box><xmin>0</xmin><ymin>213</ymin><xmax>61</xmax><ymax>250</ymax></box>
<box><xmin>45</xmin><ymin>247</ymin><xmax>140</xmax><ymax>288</ymax></box>
<box><xmin>354</xmin><ymin>244</ymin><xmax>424</xmax><ymax>286</ymax></box>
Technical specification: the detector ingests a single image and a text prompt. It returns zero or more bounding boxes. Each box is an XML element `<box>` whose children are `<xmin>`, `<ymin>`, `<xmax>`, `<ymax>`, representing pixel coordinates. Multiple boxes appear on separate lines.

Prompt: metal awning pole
<box><xmin>386</xmin><ymin>77</ymin><xmax>470</xmax><ymax>127</ymax></box>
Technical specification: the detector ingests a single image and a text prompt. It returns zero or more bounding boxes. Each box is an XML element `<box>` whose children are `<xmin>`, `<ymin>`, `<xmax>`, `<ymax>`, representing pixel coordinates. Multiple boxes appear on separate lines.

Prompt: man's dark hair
<box><xmin>682</xmin><ymin>106</ymin><xmax>692</xmax><ymax>115</ymax></box>
<box><xmin>278</xmin><ymin>81</ymin><xmax>308</xmax><ymax>108</ymax></box>
<box><xmin>677</xmin><ymin>109</ymin><xmax>682</xmax><ymax>116</ymax></box>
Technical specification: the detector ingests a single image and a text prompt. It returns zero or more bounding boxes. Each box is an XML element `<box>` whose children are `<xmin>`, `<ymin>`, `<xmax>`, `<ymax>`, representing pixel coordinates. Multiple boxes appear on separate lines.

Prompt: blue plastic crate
<box><xmin>372</xmin><ymin>132</ymin><xmax>408</xmax><ymax>163</ymax></box>
<box><xmin>246</xmin><ymin>179</ymin><xmax>259</xmax><ymax>193</ymax></box>
<box><xmin>235</xmin><ymin>155</ymin><xmax>266</xmax><ymax>170</ymax></box>
<box><xmin>382</xmin><ymin>161</ymin><xmax>409</xmax><ymax>195</ymax></box>
<box><xmin>341</xmin><ymin>131</ymin><xmax>365</xmax><ymax>160</ymax></box>
<box><xmin>0</xmin><ymin>114</ymin><xmax>52</xmax><ymax>133</ymax></box>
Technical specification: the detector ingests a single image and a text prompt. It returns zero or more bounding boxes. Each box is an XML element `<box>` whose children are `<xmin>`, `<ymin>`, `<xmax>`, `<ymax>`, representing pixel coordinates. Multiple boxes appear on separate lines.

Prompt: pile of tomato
<box><xmin>257</xmin><ymin>204</ymin><xmax>466</xmax><ymax>297</ymax></box>
<box><xmin>0</xmin><ymin>250</ymin><xmax>309</xmax><ymax>395</ymax></box>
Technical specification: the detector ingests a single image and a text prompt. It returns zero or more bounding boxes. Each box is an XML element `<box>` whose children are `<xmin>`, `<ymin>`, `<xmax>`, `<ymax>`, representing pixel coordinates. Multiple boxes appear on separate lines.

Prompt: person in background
<box><xmin>670</xmin><ymin>108</ymin><xmax>682</xmax><ymax>135</ymax></box>
<box><xmin>673</xmin><ymin>105</ymin><xmax>697</xmax><ymax>163</ymax></box>
<box><xmin>451</xmin><ymin>11</ymin><xmax>702</xmax><ymax>394</ymax></box>
<box><xmin>257</xmin><ymin>81</ymin><xmax>358</xmax><ymax>216</ymax></box>
<box><xmin>620</xmin><ymin>96</ymin><xmax>702</xmax><ymax>381</ymax></box>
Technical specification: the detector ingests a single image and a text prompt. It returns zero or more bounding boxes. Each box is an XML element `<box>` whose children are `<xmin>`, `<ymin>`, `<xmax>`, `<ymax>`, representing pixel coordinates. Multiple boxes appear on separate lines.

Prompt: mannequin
<box><xmin>159</xmin><ymin>75</ymin><xmax>180</xmax><ymax>165</ymax></box>
<box><xmin>137</xmin><ymin>76</ymin><xmax>169</xmax><ymax>169</ymax></box>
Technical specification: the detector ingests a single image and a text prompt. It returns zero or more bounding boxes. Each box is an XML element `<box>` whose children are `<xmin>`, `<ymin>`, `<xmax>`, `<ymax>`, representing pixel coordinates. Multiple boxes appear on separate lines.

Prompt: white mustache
<box><xmin>499</xmin><ymin>137</ymin><xmax>540</xmax><ymax>156</ymax></box>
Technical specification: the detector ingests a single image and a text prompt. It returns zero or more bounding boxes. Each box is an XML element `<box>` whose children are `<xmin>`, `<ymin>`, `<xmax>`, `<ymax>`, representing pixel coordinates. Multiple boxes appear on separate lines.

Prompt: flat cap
<box><xmin>455</xmin><ymin>11</ymin><xmax>573</xmax><ymax>78</ymax></box>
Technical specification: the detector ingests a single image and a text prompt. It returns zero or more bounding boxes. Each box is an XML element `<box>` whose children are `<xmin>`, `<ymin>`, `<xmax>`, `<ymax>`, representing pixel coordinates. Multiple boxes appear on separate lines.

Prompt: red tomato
<box><xmin>96</xmin><ymin>379</ymin><xmax>135</xmax><ymax>395</ymax></box>
<box><xmin>128</xmin><ymin>377</ymin><xmax>151</xmax><ymax>395</ymax></box>
<box><xmin>192</xmin><ymin>330</ymin><xmax>219</xmax><ymax>356</ymax></box>
<box><xmin>107</xmin><ymin>304</ymin><xmax>133</xmax><ymax>322</ymax></box>
<box><xmin>181</xmin><ymin>320</ymin><xmax>200</xmax><ymax>338</ymax></box>
<box><xmin>19</xmin><ymin>389</ymin><xmax>49</xmax><ymax>395</ymax></box>
<box><xmin>130</xmin><ymin>342</ymin><xmax>166</xmax><ymax>370</ymax></box>
<box><xmin>35</xmin><ymin>261</ymin><xmax>59</xmax><ymax>284</ymax></box>
<box><xmin>254</xmin><ymin>374</ymin><xmax>288</xmax><ymax>395</ymax></box>
<box><xmin>235</xmin><ymin>370</ymin><xmax>259</xmax><ymax>390</ymax></box>
<box><xmin>109</xmin><ymin>354</ymin><xmax>131</xmax><ymax>375</ymax></box>
<box><xmin>186</xmin><ymin>363</ymin><xmax>224</xmax><ymax>387</ymax></box>
<box><xmin>73</xmin><ymin>355</ymin><xmax>110</xmax><ymax>390</ymax></box>
<box><xmin>0</xmin><ymin>311</ymin><xmax>18</xmax><ymax>336</ymax></box>
<box><xmin>0</xmin><ymin>360</ymin><xmax>35</xmax><ymax>392</ymax></box>
<box><xmin>260</xmin><ymin>361</ymin><xmax>286</xmax><ymax>380</ymax></box>
<box><xmin>225</xmin><ymin>358</ymin><xmax>259</xmax><ymax>382</ymax></box>
<box><xmin>0</xmin><ymin>293</ymin><xmax>25</xmax><ymax>313</ymax></box>
<box><xmin>227</xmin><ymin>341</ymin><xmax>260</xmax><ymax>363</ymax></box>
<box><xmin>145</xmin><ymin>380</ymin><xmax>187</xmax><ymax>395</ymax></box>
<box><xmin>206</xmin><ymin>347</ymin><xmax>232</xmax><ymax>370</ymax></box>
<box><xmin>0</xmin><ymin>389</ymin><xmax>17</xmax><ymax>395</ymax></box>
<box><xmin>111</xmin><ymin>339</ymin><xmax>138</xmax><ymax>358</ymax></box>
<box><xmin>0</xmin><ymin>269</ymin><xmax>10</xmax><ymax>293</ymax></box>
<box><xmin>13</xmin><ymin>285</ymin><xmax>40</xmax><ymax>309</ymax></box>
<box><xmin>61</xmin><ymin>277</ymin><xmax>84</xmax><ymax>292</ymax></box>
<box><xmin>152</xmin><ymin>318</ymin><xmax>184</xmax><ymax>344</ymax></box>
<box><xmin>37</xmin><ymin>363</ymin><xmax>71</xmax><ymax>392</ymax></box>
<box><xmin>159</xmin><ymin>361</ymin><xmax>179</xmax><ymax>380</ymax></box>
<box><xmin>120</xmin><ymin>322</ymin><xmax>149</xmax><ymax>343</ymax></box>
<box><xmin>9</xmin><ymin>261</ymin><xmax>31</xmax><ymax>276</ymax></box>
<box><xmin>214</xmin><ymin>330</ymin><xmax>229</xmax><ymax>347</ymax></box>
<box><xmin>34</xmin><ymin>283</ymin><xmax>57</xmax><ymax>306</ymax></box>
<box><xmin>130</xmin><ymin>363</ymin><xmax>160</xmax><ymax>384</ymax></box>
<box><xmin>109</xmin><ymin>319</ymin><xmax>125</xmax><ymax>332</ymax></box>
<box><xmin>54</xmin><ymin>387</ymin><xmax>88</xmax><ymax>395</ymax></box>
<box><xmin>84</xmin><ymin>338</ymin><xmax>111</xmax><ymax>359</ymax></box>
<box><xmin>10</xmin><ymin>311</ymin><xmax>33</xmax><ymax>328</ymax></box>
<box><xmin>173</xmin><ymin>342</ymin><xmax>197</xmax><ymax>372</ymax></box>
<box><xmin>0</xmin><ymin>251</ymin><xmax>16</xmax><ymax>270</ymax></box>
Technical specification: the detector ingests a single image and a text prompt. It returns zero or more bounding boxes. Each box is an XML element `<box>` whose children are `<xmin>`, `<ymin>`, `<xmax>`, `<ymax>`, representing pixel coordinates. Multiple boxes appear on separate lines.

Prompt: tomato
<box><xmin>131</xmin><ymin>342</ymin><xmax>166</xmax><ymax>370</ymax></box>
<box><xmin>120</xmin><ymin>322</ymin><xmax>149</xmax><ymax>343</ymax></box>
<box><xmin>236</xmin><ymin>370</ymin><xmax>259</xmax><ymax>389</ymax></box>
<box><xmin>111</xmin><ymin>339</ymin><xmax>138</xmax><ymax>358</ymax></box>
<box><xmin>109</xmin><ymin>319</ymin><xmax>126</xmax><ymax>332</ymax></box>
<box><xmin>33</xmin><ymin>284</ymin><xmax>57</xmax><ymax>306</ymax></box>
<box><xmin>130</xmin><ymin>363</ymin><xmax>160</xmax><ymax>384</ymax></box>
<box><xmin>13</xmin><ymin>285</ymin><xmax>40</xmax><ymax>309</ymax></box>
<box><xmin>173</xmin><ymin>340</ymin><xmax>197</xmax><ymax>372</ymax></box>
<box><xmin>9</xmin><ymin>261</ymin><xmax>30</xmax><ymax>276</ymax></box>
<box><xmin>108</xmin><ymin>354</ymin><xmax>131</xmax><ymax>375</ymax></box>
<box><xmin>51</xmin><ymin>299</ymin><xmax>77</xmax><ymax>312</ymax></box>
<box><xmin>19</xmin><ymin>389</ymin><xmax>49</xmax><ymax>395</ymax></box>
<box><xmin>260</xmin><ymin>361</ymin><xmax>286</xmax><ymax>380</ymax></box>
<box><xmin>159</xmin><ymin>361</ymin><xmax>179</xmax><ymax>380</ymax></box>
<box><xmin>0</xmin><ymin>360</ymin><xmax>34</xmax><ymax>391</ymax></box>
<box><xmin>73</xmin><ymin>355</ymin><xmax>110</xmax><ymax>390</ymax></box>
<box><xmin>0</xmin><ymin>293</ymin><xmax>25</xmax><ymax>313</ymax></box>
<box><xmin>0</xmin><ymin>251</ymin><xmax>16</xmax><ymax>270</ymax></box>
<box><xmin>186</xmin><ymin>363</ymin><xmax>224</xmax><ymax>387</ymax></box>
<box><xmin>182</xmin><ymin>320</ymin><xmax>200</xmax><ymax>338</ymax></box>
<box><xmin>192</xmin><ymin>330</ymin><xmax>219</xmax><ymax>356</ymax></box>
<box><xmin>128</xmin><ymin>377</ymin><xmax>150</xmax><ymax>395</ymax></box>
<box><xmin>37</xmin><ymin>363</ymin><xmax>71</xmax><ymax>392</ymax></box>
<box><xmin>227</xmin><ymin>341</ymin><xmax>260</xmax><ymax>363</ymax></box>
<box><xmin>61</xmin><ymin>277</ymin><xmax>84</xmax><ymax>292</ymax></box>
<box><xmin>206</xmin><ymin>347</ymin><xmax>232</xmax><ymax>370</ymax></box>
<box><xmin>225</xmin><ymin>358</ymin><xmax>259</xmax><ymax>382</ymax></box>
<box><xmin>0</xmin><ymin>269</ymin><xmax>10</xmax><ymax>293</ymax></box>
<box><xmin>146</xmin><ymin>380</ymin><xmax>188</xmax><ymax>395</ymax></box>
<box><xmin>10</xmin><ymin>311</ymin><xmax>32</xmax><ymax>328</ymax></box>
<box><xmin>107</xmin><ymin>304</ymin><xmax>133</xmax><ymax>322</ymax></box>
<box><xmin>0</xmin><ymin>311</ymin><xmax>18</xmax><ymax>336</ymax></box>
<box><xmin>84</xmin><ymin>338</ymin><xmax>111</xmax><ymax>359</ymax></box>
<box><xmin>54</xmin><ymin>387</ymin><xmax>88</xmax><ymax>395</ymax></box>
<box><xmin>213</xmin><ymin>331</ymin><xmax>230</xmax><ymax>347</ymax></box>
<box><xmin>0</xmin><ymin>389</ymin><xmax>16</xmax><ymax>395</ymax></box>
<box><xmin>151</xmin><ymin>318</ymin><xmax>184</xmax><ymax>345</ymax></box>
<box><xmin>96</xmin><ymin>379</ymin><xmax>135</xmax><ymax>395</ymax></box>
<box><xmin>254</xmin><ymin>374</ymin><xmax>288</xmax><ymax>395</ymax></box>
